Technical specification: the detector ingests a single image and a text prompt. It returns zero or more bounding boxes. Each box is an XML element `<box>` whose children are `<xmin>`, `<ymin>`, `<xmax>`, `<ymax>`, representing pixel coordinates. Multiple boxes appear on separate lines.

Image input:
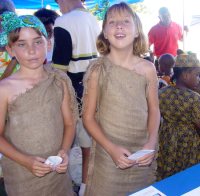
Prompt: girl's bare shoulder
<box><xmin>0</xmin><ymin>74</ymin><xmax>20</xmax><ymax>99</ymax></box>
<box><xmin>0</xmin><ymin>79</ymin><xmax>11</xmax><ymax>102</ymax></box>
<box><xmin>0</xmin><ymin>77</ymin><xmax>12</xmax><ymax>90</ymax></box>
<box><xmin>0</xmin><ymin>73</ymin><xmax>17</xmax><ymax>87</ymax></box>
<box><xmin>133</xmin><ymin>57</ymin><xmax>156</xmax><ymax>77</ymax></box>
<box><xmin>138</xmin><ymin>58</ymin><xmax>155</xmax><ymax>70</ymax></box>
<box><xmin>137</xmin><ymin>58</ymin><xmax>157</xmax><ymax>77</ymax></box>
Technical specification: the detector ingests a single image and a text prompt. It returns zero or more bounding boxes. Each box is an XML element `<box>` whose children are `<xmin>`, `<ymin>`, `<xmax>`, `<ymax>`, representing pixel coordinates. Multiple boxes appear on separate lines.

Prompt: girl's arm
<box><xmin>0</xmin><ymin>83</ymin><xmax>52</xmax><ymax>177</ymax></box>
<box><xmin>60</xmin><ymin>80</ymin><xmax>77</xmax><ymax>152</ymax></box>
<box><xmin>146</xmin><ymin>63</ymin><xmax>160</xmax><ymax>149</ymax></box>
<box><xmin>138</xmin><ymin>62</ymin><xmax>160</xmax><ymax>166</ymax></box>
<box><xmin>56</xmin><ymin>79</ymin><xmax>77</xmax><ymax>173</ymax></box>
<box><xmin>82</xmin><ymin>67</ymin><xmax>135</xmax><ymax>169</ymax></box>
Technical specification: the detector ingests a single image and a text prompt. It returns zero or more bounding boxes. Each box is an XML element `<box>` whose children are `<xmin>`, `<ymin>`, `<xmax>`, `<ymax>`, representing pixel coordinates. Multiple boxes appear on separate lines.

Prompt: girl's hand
<box><xmin>55</xmin><ymin>149</ymin><xmax>69</xmax><ymax>173</ymax></box>
<box><xmin>136</xmin><ymin>151</ymin><xmax>155</xmax><ymax>167</ymax></box>
<box><xmin>26</xmin><ymin>156</ymin><xmax>52</xmax><ymax>177</ymax></box>
<box><xmin>109</xmin><ymin>144</ymin><xmax>136</xmax><ymax>169</ymax></box>
<box><xmin>137</xmin><ymin>143</ymin><xmax>156</xmax><ymax>167</ymax></box>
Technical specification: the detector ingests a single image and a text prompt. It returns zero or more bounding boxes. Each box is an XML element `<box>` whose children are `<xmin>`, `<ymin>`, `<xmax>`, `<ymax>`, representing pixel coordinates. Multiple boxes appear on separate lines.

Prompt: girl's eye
<box><xmin>35</xmin><ymin>39</ymin><xmax>42</xmax><ymax>45</ymax></box>
<box><xmin>108</xmin><ymin>20</ymin><xmax>115</xmax><ymax>25</ymax></box>
<box><xmin>17</xmin><ymin>43</ymin><xmax>25</xmax><ymax>47</ymax></box>
<box><xmin>124</xmin><ymin>20</ymin><xmax>130</xmax><ymax>24</ymax></box>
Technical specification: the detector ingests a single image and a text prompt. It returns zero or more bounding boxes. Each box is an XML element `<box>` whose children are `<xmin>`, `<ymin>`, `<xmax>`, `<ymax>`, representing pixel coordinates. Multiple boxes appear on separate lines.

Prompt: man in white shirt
<box><xmin>53</xmin><ymin>0</ymin><xmax>100</xmax><ymax>195</ymax></box>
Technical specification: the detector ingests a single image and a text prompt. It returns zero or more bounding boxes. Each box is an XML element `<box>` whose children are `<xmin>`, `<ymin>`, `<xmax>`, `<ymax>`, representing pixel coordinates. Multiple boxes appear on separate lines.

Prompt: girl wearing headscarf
<box><xmin>0</xmin><ymin>12</ymin><xmax>78</xmax><ymax>196</ymax></box>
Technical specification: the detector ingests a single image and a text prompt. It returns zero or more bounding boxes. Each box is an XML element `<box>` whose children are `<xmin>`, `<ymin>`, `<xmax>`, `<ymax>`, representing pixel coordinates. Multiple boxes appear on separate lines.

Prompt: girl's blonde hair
<box><xmin>97</xmin><ymin>2</ymin><xmax>148</xmax><ymax>56</ymax></box>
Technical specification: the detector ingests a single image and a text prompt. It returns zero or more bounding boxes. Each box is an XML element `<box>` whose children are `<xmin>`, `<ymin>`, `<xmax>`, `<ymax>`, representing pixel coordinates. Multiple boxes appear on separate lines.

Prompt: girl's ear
<box><xmin>103</xmin><ymin>30</ymin><xmax>108</xmax><ymax>39</ymax></box>
<box><xmin>5</xmin><ymin>45</ymin><xmax>15</xmax><ymax>58</ymax></box>
<box><xmin>134</xmin><ymin>29</ymin><xmax>139</xmax><ymax>38</ymax></box>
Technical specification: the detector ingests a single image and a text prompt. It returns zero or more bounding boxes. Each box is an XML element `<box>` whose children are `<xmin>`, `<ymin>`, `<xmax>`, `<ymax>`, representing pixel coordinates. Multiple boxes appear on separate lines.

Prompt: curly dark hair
<box><xmin>34</xmin><ymin>8</ymin><xmax>59</xmax><ymax>25</ymax></box>
<box><xmin>0</xmin><ymin>0</ymin><xmax>15</xmax><ymax>14</ymax></box>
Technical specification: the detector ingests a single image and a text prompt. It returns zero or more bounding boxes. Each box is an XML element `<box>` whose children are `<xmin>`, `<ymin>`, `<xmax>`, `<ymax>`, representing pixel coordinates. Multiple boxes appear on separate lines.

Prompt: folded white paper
<box><xmin>128</xmin><ymin>150</ymin><xmax>155</xmax><ymax>160</ymax></box>
<box><xmin>181</xmin><ymin>186</ymin><xmax>200</xmax><ymax>196</ymax></box>
<box><xmin>129</xmin><ymin>185</ymin><xmax>166</xmax><ymax>196</ymax></box>
<box><xmin>45</xmin><ymin>156</ymin><xmax>62</xmax><ymax>166</ymax></box>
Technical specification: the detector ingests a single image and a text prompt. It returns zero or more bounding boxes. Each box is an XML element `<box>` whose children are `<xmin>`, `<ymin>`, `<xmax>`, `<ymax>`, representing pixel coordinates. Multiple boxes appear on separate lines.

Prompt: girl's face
<box><xmin>7</xmin><ymin>27</ymin><xmax>48</xmax><ymax>69</ymax></box>
<box><xmin>185</xmin><ymin>67</ymin><xmax>200</xmax><ymax>90</ymax></box>
<box><xmin>103</xmin><ymin>10</ymin><xmax>138</xmax><ymax>52</ymax></box>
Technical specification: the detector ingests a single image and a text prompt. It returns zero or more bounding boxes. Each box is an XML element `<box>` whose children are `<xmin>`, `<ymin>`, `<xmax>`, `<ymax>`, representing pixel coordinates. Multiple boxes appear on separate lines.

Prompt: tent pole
<box><xmin>182</xmin><ymin>0</ymin><xmax>185</xmax><ymax>50</ymax></box>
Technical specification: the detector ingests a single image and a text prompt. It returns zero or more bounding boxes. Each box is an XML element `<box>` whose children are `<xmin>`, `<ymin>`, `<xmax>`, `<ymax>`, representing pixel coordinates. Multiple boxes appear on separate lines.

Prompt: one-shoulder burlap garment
<box><xmin>1</xmin><ymin>65</ymin><xmax>78</xmax><ymax>196</ymax></box>
<box><xmin>84</xmin><ymin>57</ymin><xmax>156</xmax><ymax>196</ymax></box>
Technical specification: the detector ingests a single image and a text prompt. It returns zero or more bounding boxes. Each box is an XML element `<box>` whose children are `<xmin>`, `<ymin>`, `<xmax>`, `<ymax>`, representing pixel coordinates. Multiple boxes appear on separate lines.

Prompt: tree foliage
<box><xmin>88</xmin><ymin>1</ymin><xmax>148</xmax><ymax>20</ymax></box>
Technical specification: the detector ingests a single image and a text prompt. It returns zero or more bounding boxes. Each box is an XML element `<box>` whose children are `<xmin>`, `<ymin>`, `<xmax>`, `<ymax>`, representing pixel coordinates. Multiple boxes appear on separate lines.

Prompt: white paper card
<box><xmin>128</xmin><ymin>186</ymin><xmax>166</xmax><ymax>196</ymax></box>
<box><xmin>181</xmin><ymin>186</ymin><xmax>200</xmax><ymax>196</ymax></box>
<box><xmin>128</xmin><ymin>150</ymin><xmax>155</xmax><ymax>160</ymax></box>
<box><xmin>45</xmin><ymin>156</ymin><xmax>62</xmax><ymax>166</ymax></box>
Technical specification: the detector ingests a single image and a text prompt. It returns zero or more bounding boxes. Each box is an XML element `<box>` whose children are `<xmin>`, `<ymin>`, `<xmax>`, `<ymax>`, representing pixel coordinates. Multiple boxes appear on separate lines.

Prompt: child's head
<box><xmin>172</xmin><ymin>53</ymin><xmax>200</xmax><ymax>90</ymax></box>
<box><xmin>158</xmin><ymin>53</ymin><xmax>175</xmax><ymax>76</ymax></box>
<box><xmin>0</xmin><ymin>12</ymin><xmax>47</xmax><ymax>47</ymax></box>
<box><xmin>0</xmin><ymin>0</ymin><xmax>15</xmax><ymax>51</ymax></box>
<box><xmin>177</xmin><ymin>49</ymin><xmax>184</xmax><ymax>56</ymax></box>
<box><xmin>159</xmin><ymin>7</ymin><xmax>171</xmax><ymax>26</ymax></box>
<box><xmin>97</xmin><ymin>2</ymin><xmax>147</xmax><ymax>56</ymax></box>
<box><xmin>34</xmin><ymin>8</ymin><xmax>59</xmax><ymax>39</ymax></box>
<box><xmin>0</xmin><ymin>0</ymin><xmax>15</xmax><ymax>15</ymax></box>
<box><xmin>0</xmin><ymin>12</ymin><xmax>48</xmax><ymax>67</ymax></box>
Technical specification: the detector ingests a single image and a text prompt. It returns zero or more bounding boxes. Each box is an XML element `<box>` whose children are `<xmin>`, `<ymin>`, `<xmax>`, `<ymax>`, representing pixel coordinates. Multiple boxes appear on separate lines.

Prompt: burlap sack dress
<box><xmin>1</xmin><ymin>65</ymin><xmax>78</xmax><ymax>196</ymax></box>
<box><xmin>84</xmin><ymin>57</ymin><xmax>156</xmax><ymax>196</ymax></box>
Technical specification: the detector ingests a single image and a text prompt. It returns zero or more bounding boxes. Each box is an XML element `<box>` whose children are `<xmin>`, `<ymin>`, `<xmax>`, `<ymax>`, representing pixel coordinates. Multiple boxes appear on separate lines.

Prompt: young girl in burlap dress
<box><xmin>82</xmin><ymin>2</ymin><xmax>160</xmax><ymax>196</ymax></box>
<box><xmin>0</xmin><ymin>12</ymin><xmax>78</xmax><ymax>196</ymax></box>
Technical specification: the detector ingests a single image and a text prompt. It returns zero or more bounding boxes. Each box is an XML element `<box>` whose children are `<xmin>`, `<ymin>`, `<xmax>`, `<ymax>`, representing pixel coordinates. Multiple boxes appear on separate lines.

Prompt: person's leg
<box><xmin>77</xmin><ymin>119</ymin><xmax>92</xmax><ymax>196</ymax></box>
<box><xmin>67</xmin><ymin>72</ymin><xmax>91</xmax><ymax>195</ymax></box>
<box><xmin>78</xmin><ymin>147</ymin><xmax>90</xmax><ymax>196</ymax></box>
<box><xmin>0</xmin><ymin>178</ymin><xmax>7</xmax><ymax>196</ymax></box>
<box><xmin>81</xmin><ymin>147</ymin><xmax>90</xmax><ymax>184</ymax></box>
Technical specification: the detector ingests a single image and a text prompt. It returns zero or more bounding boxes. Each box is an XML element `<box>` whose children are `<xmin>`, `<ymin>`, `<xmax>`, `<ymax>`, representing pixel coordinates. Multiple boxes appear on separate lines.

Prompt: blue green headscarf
<box><xmin>0</xmin><ymin>12</ymin><xmax>47</xmax><ymax>47</ymax></box>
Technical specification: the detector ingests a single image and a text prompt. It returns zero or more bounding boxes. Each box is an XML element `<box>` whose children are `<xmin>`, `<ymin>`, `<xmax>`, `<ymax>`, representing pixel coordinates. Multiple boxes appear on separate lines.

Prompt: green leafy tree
<box><xmin>130</xmin><ymin>2</ymin><xmax>148</xmax><ymax>14</ymax></box>
<box><xmin>88</xmin><ymin>0</ymin><xmax>110</xmax><ymax>20</ymax></box>
<box><xmin>88</xmin><ymin>1</ymin><xmax>148</xmax><ymax>20</ymax></box>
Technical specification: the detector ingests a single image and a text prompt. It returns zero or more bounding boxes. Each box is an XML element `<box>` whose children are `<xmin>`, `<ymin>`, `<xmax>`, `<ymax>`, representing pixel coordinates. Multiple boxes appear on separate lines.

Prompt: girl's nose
<box><xmin>116</xmin><ymin>21</ymin><xmax>123</xmax><ymax>29</ymax></box>
<box><xmin>27</xmin><ymin>44</ymin><xmax>36</xmax><ymax>54</ymax></box>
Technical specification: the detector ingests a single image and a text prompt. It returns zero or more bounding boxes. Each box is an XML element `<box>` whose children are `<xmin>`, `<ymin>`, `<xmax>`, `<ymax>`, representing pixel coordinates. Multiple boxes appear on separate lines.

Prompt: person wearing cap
<box><xmin>157</xmin><ymin>53</ymin><xmax>200</xmax><ymax>181</ymax></box>
<box><xmin>148</xmin><ymin>7</ymin><xmax>183</xmax><ymax>70</ymax></box>
<box><xmin>0</xmin><ymin>12</ymin><xmax>78</xmax><ymax>196</ymax></box>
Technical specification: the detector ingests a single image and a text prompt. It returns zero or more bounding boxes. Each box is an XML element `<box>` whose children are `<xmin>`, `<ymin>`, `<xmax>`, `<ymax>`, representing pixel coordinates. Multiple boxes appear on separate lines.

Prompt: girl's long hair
<box><xmin>97</xmin><ymin>2</ymin><xmax>148</xmax><ymax>56</ymax></box>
